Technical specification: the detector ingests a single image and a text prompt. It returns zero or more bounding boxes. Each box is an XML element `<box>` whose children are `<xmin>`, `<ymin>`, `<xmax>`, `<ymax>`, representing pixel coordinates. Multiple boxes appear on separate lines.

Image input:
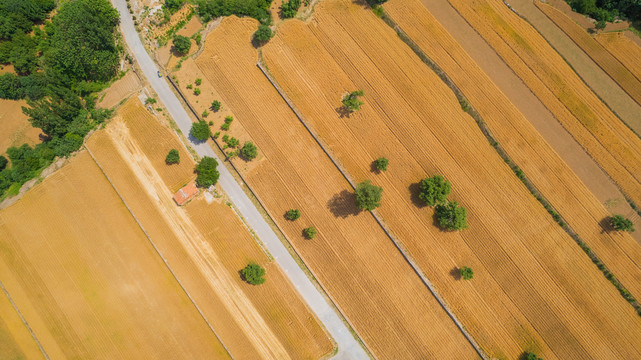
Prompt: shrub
<box><xmin>190</xmin><ymin>120</ymin><xmax>211</xmax><ymax>141</ymax></box>
<box><xmin>610</xmin><ymin>215</ymin><xmax>635</xmax><ymax>232</ymax></box>
<box><xmin>213</xmin><ymin>131</ymin><xmax>220</xmax><ymax>139</ymax></box>
<box><xmin>211</xmin><ymin>100</ymin><xmax>221</xmax><ymax>112</ymax></box>
<box><xmin>355</xmin><ymin>180</ymin><xmax>383</xmax><ymax>211</ymax></box>
<box><xmin>303</xmin><ymin>226</ymin><xmax>317</xmax><ymax>239</ymax></box>
<box><xmin>186</xmin><ymin>84</ymin><xmax>193</xmax><ymax>89</ymax></box>
<box><xmin>195</xmin><ymin>78</ymin><xmax>202</xmax><ymax>85</ymax></box>
<box><xmin>202</xmin><ymin>110</ymin><xmax>209</xmax><ymax>118</ymax></box>
<box><xmin>165</xmin><ymin>149</ymin><xmax>180</xmax><ymax>164</ymax></box>
<box><xmin>145</xmin><ymin>97</ymin><xmax>157</xmax><ymax>104</ymax></box>
<box><xmin>418</xmin><ymin>175</ymin><xmax>451</xmax><ymax>207</ymax></box>
<box><xmin>224</xmin><ymin>116</ymin><xmax>234</xmax><ymax>124</ymax></box>
<box><xmin>342</xmin><ymin>90</ymin><xmax>364</xmax><ymax>113</ymax></box>
<box><xmin>435</xmin><ymin>201</ymin><xmax>468</xmax><ymax>231</ymax></box>
<box><xmin>286</xmin><ymin>209</ymin><xmax>301</xmax><ymax>220</ymax></box>
<box><xmin>226</xmin><ymin>137</ymin><xmax>239</xmax><ymax>148</ymax></box>
<box><xmin>0</xmin><ymin>155</ymin><xmax>7</xmax><ymax>171</ymax></box>
<box><xmin>253</xmin><ymin>25</ymin><xmax>272</xmax><ymax>44</ymax></box>
<box><xmin>221</xmin><ymin>123</ymin><xmax>230</xmax><ymax>131</ymax></box>
<box><xmin>208</xmin><ymin>120</ymin><xmax>213</xmax><ymax>126</ymax></box>
<box><xmin>172</xmin><ymin>34</ymin><xmax>191</xmax><ymax>54</ymax></box>
<box><xmin>240</xmin><ymin>141</ymin><xmax>258</xmax><ymax>160</ymax></box>
<box><xmin>459</xmin><ymin>266</ymin><xmax>474</xmax><ymax>280</ymax></box>
<box><xmin>241</xmin><ymin>263</ymin><xmax>266</xmax><ymax>285</ymax></box>
<box><xmin>195</xmin><ymin>156</ymin><xmax>220</xmax><ymax>187</ymax></box>
<box><xmin>222</xmin><ymin>134</ymin><xmax>229</xmax><ymax>142</ymax></box>
<box><xmin>374</xmin><ymin>157</ymin><xmax>388</xmax><ymax>172</ymax></box>
<box><xmin>194</xmin><ymin>87</ymin><xmax>201</xmax><ymax>96</ymax></box>
<box><xmin>281</xmin><ymin>0</ymin><xmax>301</xmax><ymax>18</ymax></box>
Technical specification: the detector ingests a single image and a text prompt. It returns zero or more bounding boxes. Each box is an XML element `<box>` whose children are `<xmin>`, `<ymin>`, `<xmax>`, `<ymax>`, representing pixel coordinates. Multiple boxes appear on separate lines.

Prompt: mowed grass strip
<box><xmin>194</xmin><ymin>16</ymin><xmax>478</xmax><ymax>359</ymax></box>
<box><xmin>260</xmin><ymin>0</ymin><xmax>641</xmax><ymax>358</ymax></box>
<box><xmin>0</xmin><ymin>151</ymin><xmax>231</xmax><ymax>359</ymax></box>
<box><xmin>447</xmin><ymin>0</ymin><xmax>641</xmax><ymax>208</ymax></box>
<box><xmin>383</xmin><ymin>0</ymin><xmax>641</xmax><ymax>322</ymax></box>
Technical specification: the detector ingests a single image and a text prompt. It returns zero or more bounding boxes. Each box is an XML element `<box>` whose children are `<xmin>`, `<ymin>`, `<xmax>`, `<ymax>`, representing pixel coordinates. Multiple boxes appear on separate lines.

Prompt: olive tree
<box><xmin>355</xmin><ymin>180</ymin><xmax>382</xmax><ymax>211</ymax></box>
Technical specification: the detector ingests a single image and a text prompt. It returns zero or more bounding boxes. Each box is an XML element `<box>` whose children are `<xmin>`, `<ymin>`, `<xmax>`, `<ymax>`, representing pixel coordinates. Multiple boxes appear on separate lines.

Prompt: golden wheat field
<box><xmin>0</xmin><ymin>99</ymin><xmax>42</xmax><ymax>155</ymax></box>
<box><xmin>86</xmin><ymin>99</ymin><xmax>333</xmax><ymax>360</ymax></box>
<box><xmin>193</xmin><ymin>16</ymin><xmax>480</xmax><ymax>359</ymax></box>
<box><xmin>0</xmin><ymin>151</ymin><xmax>232</xmax><ymax>359</ymax></box>
<box><xmin>384</xmin><ymin>0</ymin><xmax>641</xmax><ymax>322</ymax></box>
<box><xmin>535</xmin><ymin>1</ymin><xmax>641</xmax><ymax>106</ymax></box>
<box><xmin>256</xmin><ymin>0</ymin><xmax>641</xmax><ymax>358</ymax></box>
<box><xmin>597</xmin><ymin>31</ymin><xmax>641</xmax><ymax>83</ymax></box>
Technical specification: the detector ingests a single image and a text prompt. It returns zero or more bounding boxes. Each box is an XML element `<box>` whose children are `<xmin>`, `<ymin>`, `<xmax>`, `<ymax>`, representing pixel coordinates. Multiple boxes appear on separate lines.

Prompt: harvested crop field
<box><xmin>0</xmin><ymin>99</ymin><xmax>42</xmax><ymax>155</ymax></box>
<box><xmin>86</xmin><ymin>98</ymin><xmax>332</xmax><ymax>359</ymax></box>
<box><xmin>447</xmin><ymin>0</ymin><xmax>641</xmax><ymax>218</ymax></box>
<box><xmin>597</xmin><ymin>31</ymin><xmax>641</xmax><ymax>83</ymax></box>
<box><xmin>256</xmin><ymin>0</ymin><xmax>641</xmax><ymax>358</ymax></box>
<box><xmin>0</xmin><ymin>151</ymin><xmax>231</xmax><ymax>359</ymax></box>
<box><xmin>194</xmin><ymin>16</ymin><xmax>479</xmax><ymax>359</ymax></box>
<box><xmin>535</xmin><ymin>1</ymin><xmax>641</xmax><ymax>107</ymax></box>
<box><xmin>98</xmin><ymin>71</ymin><xmax>141</xmax><ymax>109</ymax></box>
<box><xmin>384</xmin><ymin>0</ymin><xmax>641</xmax><ymax>316</ymax></box>
<box><xmin>0</xmin><ymin>288</ymin><xmax>44</xmax><ymax>359</ymax></box>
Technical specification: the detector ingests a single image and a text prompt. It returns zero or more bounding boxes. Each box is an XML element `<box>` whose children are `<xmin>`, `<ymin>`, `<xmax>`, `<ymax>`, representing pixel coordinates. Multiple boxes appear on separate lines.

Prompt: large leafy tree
<box><xmin>355</xmin><ymin>180</ymin><xmax>383</xmax><ymax>211</ymax></box>
<box><xmin>195</xmin><ymin>156</ymin><xmax>220</xmax><ymax>187</ymax></box>
<box><xmin>418</xmin><ymin>175</ymin><xmax>451</xmax><ymax>207</ymax></box>
<box><xmin>435</xmin><ymin>201</ymin><xmax>468</xmax><ymax>231</ymax></box>
<box><xmin>610</xmin><ymin>214</ymin><xmax>635</xmax><ymax>233</ymax></box>
<box><xmin>241</xmin><ymin>263</ymin><xmax>266</xmax><ymax>285</ymax></box>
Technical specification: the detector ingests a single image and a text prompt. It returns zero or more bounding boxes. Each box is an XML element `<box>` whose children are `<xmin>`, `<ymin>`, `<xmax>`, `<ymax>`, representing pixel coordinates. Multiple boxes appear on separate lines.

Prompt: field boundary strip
<box><xmin>375</xmin><ymin>7</ymin><xmax>641</xmax><ymax>317</ymax></box>
<box><xmin>83</xmin><ymin>145</ymin><xmax>234</xmax><ymax>359</ymax></box>
<box><xmin>256</xmin><ymin>53</ymin><xmax>489</xmax><ymax>360</ymax></box>
<box><xmin>165</xmin><ymin>74</ymin><xmax>358</xmax><ymax>359</ymax></box>
<box><xmin>0</xmin><ymin>279</ymin><xmax>50</xmax><ymax>360</ymax></box>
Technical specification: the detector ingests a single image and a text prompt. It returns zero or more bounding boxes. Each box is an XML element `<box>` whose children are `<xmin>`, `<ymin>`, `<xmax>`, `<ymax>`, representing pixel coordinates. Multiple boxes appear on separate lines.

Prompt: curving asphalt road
<box><xmin>111</xmin><ymin>1</ymin><xmax>368</xmax><ymax>359</ymax></box>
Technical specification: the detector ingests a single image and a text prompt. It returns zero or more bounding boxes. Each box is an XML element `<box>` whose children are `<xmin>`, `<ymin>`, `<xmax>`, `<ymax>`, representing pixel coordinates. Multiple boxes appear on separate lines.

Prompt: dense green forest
<box><xmin>0</xmin><ymin>0</ymin><xmax>121</xmax><ymax>198</ymax></box>
<box><xmin>196</xmin><ymin>0</ymin><xmax>273</xmax><ymax>25</ymax></box>
<box><xmin>569</xmin><ymin>0</ymin><xmax>641</xmax><ymax>23</ymax></box>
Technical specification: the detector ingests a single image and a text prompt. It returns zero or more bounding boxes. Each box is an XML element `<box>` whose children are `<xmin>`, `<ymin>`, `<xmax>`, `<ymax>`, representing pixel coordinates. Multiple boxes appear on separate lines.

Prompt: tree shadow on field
<box><xmin>408</xmin><ymin>182</ymin><xmax>427</xmax><ymax>209</ymax></box>
<box><xmin>327</xmin><ymin>190</ymin><xmax>362</xmax><ymax>218</ymax></box>
<box><xmin>449</xmin><ymin>267</ymin><xmax>461</xmax><ymax>281</ymax></box>
<box><xmin>599</xmin><ymin>216</ymin><xmax>614</xmax><ymax>234</ymax></box>
<box><xmin>335</xmin><ymin>106</ymin><xmax>353</xmax><ymax>119</ymax></box>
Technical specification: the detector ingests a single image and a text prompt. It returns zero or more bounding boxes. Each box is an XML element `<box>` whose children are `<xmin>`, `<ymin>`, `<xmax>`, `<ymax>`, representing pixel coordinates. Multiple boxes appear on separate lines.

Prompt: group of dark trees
<box><xmin>172</xmin><ymin>34</ymin><xmax>191</xmax><ymax>55</ymax></box>
<box><xmin>281</xmin><ymin>0</ymin><xmax>301</xmax><ymax>19</ymax></box>
<box><xmin>0</xmin><ymin>0</ymin><xmax>120</xmax><ymax>197</ymax></box>
<box><xmin>418</xmin><ymin>175</ymin><xmax>468</xmax><ymax>231</ymax></box>
<box><xmin>569</xmin><ymin>0</ymin><xmax>641</xmax><ymax>25</ymax></box>
<box><xmin>196</xmin><ymin>0</ymin><xmax>273</xmax><ymax>25</ymax></box>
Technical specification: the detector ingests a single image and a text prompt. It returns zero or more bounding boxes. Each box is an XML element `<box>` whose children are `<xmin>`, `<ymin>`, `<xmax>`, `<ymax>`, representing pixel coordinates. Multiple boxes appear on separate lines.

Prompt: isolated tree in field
<box><xmin>355</xmin><ymin>180</ymin><xmax>383</xmax><ymax>211</ymax></box>
<box><xmin>253</xmin><ymin>25</ymin><xmax>272</xmax><ymax>44</ymax></box>
<box><xmin>303</xmin><ymin>226</ymin><xmax>317</xmax><ymax>239</ymax></box>
<box><xmin>525</xmin><ymin>352</ymin><xmax>543</xmax><ymax>360</ymax></box>
<box><xmin>165</xmin><ymin>149</ymin><xmax>180</xmax><ymax>164</ymax></box>
<box><xmin>435</xmin><ymin>201</ymin><xmax>468</xmax><ymax>231</ymax></box>
<box><xmin>210</xmin><ymin>100</ymin><xmax>221</xmax><ymax>112</ymax></box>
<box><xmin>418</xmin><ymin>175</ymin><xmax>451</xmax><ymax>207</ymax></box>
<box><xmin>286</xmin><ymin>209</ymin><xmax>301</xmax><ymax>220</ymax></box>
<box><xmin>172</xmin><ymin>34</ymin><xmax>191</xmax><ymax>54</ymax></box>
<box><xmin>190</xmin><ymin>120</ymin><xmax>211</xmax><ymax>141</ymax></box>
<box><xmin>342</xmin><ymin>90</ymin><xmax>364</xmax><ymax>113</ymax></box>
<box><xmin>374</xmin><ymin>157</ymin><xmax>388</xmax><ymax>172</ymax></box>
<box><xmin>459</xmin><ymin>266</ymin><xmax>474</xmax><ymax>280</ymax></box>
<box><xmin>195</xmin><ymin>156</ymin><xmax>220</xmax><ymax>187</ymax></box>
<box><xmin>241</xmin><ymin>263</ymin><xmax>266</xmax><ymax>285</ymax></box>
<box><xmin>240</xmin><ymin>141</ymin><xmax>258</xmax><ymax>160</ymax></box>
<box><xmin>195</xmin><ymin>78</ymin><xmax>202</xmax><ymax>85</ymax></box>
<box><xmin>610</xmin><ymin>215</ymin><xmax>635</xmax><ymax>233</ymax></box>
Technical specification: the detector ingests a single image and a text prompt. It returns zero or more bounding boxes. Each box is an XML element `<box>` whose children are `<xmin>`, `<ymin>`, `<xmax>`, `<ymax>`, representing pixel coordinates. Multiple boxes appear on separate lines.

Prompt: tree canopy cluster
<box><xmin>418</xmin><ymin>175</ymin><xmax>451</xmax><ymax>207</ymax></box>
<box><xmin>286</xmin><ymin>209</ymin><xmax>300</xmax><ymax>220</ymax></box>
<box><xmin>610</xmin><ymin>214</ymin><xmax>635</xmax><ymax>232</ymax></box>
<box><xmin>165</xmin><ymin>149</ymin><xmax>180</xmax><ymax>164</ymax></box>
<box><xmin>239</xmin><ymin>141</ymin><xmax>258</xmax><ymax>160</ymax></box>
<box><xmin>163</xmin><ymin>0</ymin><xmax>186</xmax><ymax>14</ymax></box>
<box><xmin>253</xmin><ymin>24</ymin><xmax>272</xmax><ymax>44</ymax></box>
<box><xmin>190</xmin><ymin>120</ymin><xmax>211</xmax><ymax>141</ymax></box>
<box><xmin>374</xmin><ymin>157</ymin><xmax>388</xmax><ymax>172</ymax></box>
<box><xmin>342</xmin><ymin>89</ymin><xmax>364</xmax><ymax>113</ymax></box>
<box><xmin>281</xmin><ymin>0</ymin><xmax>301</xmax><ymax>18</ymax></box>
<box><xmin>459</xmin><ymin>266</ymin><xmax>474</xmax><ymax>280</ymax></box>
<box><xmin>196</xmin><ymin>0</ymin><xmax>273</xmax><ymax>25</ymax></box>
<box><xmin>435</xmin><ymin>201</ymin><xmax>468</xmax><ymax>231</ymax></box>
<box><xmin>355</xmin><ymin>180</ymin><xmax>383</xmax><ymax>211</ymax></box>
<box><xmin>195</xmin><ymin>156</ymin><xmax>220</xmax><ymax>187</ymax></box>
<box><xmin>172</xmin><ymin>34</ymin><xmax>191</xmax><ymax>54</ymax></box>
<box><xmin>417</xmin><ymin>175</ymin><xmax>467</xmax><ymax>231</ymax></box>
<box><xmin>241</xmin><ymin>263</ymin><xmax>266</xmax><ymax>285</ymax></box>
<box><xmin>569</xmin><ymin>0</ymin><xmax>641</xmax><ymax>23</ymax></box>
<box><xmin>0</xmin><ymin>0</ymin><xmax>120</xmax><ymax>198</ymax></box>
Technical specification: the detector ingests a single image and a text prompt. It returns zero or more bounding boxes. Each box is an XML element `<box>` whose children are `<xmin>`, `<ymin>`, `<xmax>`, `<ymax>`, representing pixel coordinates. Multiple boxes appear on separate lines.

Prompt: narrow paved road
<box><xmin>111</xmin><ymin>1</ymin><xmax>368</xmax><ymax>359</ymax></box>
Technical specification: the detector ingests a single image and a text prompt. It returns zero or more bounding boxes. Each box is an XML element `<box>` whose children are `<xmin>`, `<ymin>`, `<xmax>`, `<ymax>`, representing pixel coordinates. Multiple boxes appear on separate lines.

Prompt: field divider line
<box><xmin>0</xmin><ymin>279</ymin><xmax>50</xmax><ymax>360</ymax></box>
<box><xmin>84</xmin><ymin>144</ymin><xmax>234</xmax><ymax>359</ymax></box>
<box><xmin>256</xmin><ymin>53</ymin><xmax>489</xmax><ymax>360</ymax></box>
<box><xmin>166</xmin><ymin>72</ymin><xmax>360</xmax><ymax>359</ymax></box>
<box><xmin>377</xmin><ymin>8</ymin><xmax>641</xmax><ymax>317</ymax></box>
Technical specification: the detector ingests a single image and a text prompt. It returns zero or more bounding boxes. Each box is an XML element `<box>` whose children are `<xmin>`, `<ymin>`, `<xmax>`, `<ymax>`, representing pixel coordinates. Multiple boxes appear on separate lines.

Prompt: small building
<box><xmin>173</xmin><ymin>182</ymin><xmax>199</xmax><ymax>206</ymax></box>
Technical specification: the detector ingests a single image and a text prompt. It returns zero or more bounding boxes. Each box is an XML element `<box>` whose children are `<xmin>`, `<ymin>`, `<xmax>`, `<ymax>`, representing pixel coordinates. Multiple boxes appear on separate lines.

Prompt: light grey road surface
<box><xmin>111</xmin><ymin>1</ymin><xmax>368</xmax><ymax>359</ymax></box>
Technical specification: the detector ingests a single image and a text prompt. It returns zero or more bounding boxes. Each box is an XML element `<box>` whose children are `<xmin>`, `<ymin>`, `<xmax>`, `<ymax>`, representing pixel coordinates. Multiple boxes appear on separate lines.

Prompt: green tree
<box><xmin>0</xmin><ymin>155</ymin><xmax>7</xmax><ymax>171</ymax></box>
<box><xmin>165</xmin><ymin>149</ymin><xmax>180</xmax><ymax>164</ymax></box>
<box><xmin>253</xmin><ymin>24</ymin><xmax>272</xmax><ymax>44</ymax></box>
<box><xmin>172</xmin><ymin>34</ymin><xmax>191</xmax><ymax>54</ymax></box>
<box><xmin>285</xmin><ymin>209</ymin><xmax>300</xmax><ymax>220</ymax></box>
<box><xmin>190</xmin><ymin>120</ymin><xmax>211</xmax><ymax>141</ymax></box>
<box><xmin>240</xmin><ymin>141</ymin><xmax>258</xmax><ymax>160</ymax></box>
<box><xmin>418</xmin><ymin>175</ymin><xmax>451</xmax><ymax>207</ymax></box>
<box><xmin>610</xmin><ymin>215</ymin><xmax>635</xmax><ymax>232</ymax></box>
<box><xmin>355</xmin><ymin>180</ymin><xmax>383</xmax><ymax>211</ymax></box>
<box><xmin>525</xmin><ymin>352</ymin><xmax>543</xmax><ymax>360</ymax></box>
<box><xmin>342</xmin><ymin>90</ymin><xmax>364</xmax><ymax>113</ymax></box>
<box><xmin>303</xmin><ymin>226</ymin><xmax>317</xmax><ymax>239</ymax></box>
<box><xmin>281</xmin><ymin>0</ymin><xmax>301</xmax><ymax>18</ymax></box>
<box><xmin>211</xmin><ymin>100</ymin><xmax>221</xmax><ymax>112</ymax></box>
<box><xmin>435</xmin><ymin>201</ymin><xmax>468</xmax><ymax>231</ymax></box>
<box><xmin>195</xmin><ymin>78</ymin><xmax>202</xmax><ymax>85</ymax></box>
<box><xmin>226</xmin><ymin>137</ymin><xmax>239</xmax><ymax>148</ymax></box>
<box><xmin>195</xmin><ymin>156</ymin><xmax>220</xmax><ymax>187</ymax></box>
<box><xmin>163</xmin><ymin>0</ymin><xmax>186</xmax><ymax>13</ymax></box>
<box><xmin>193</xmin><ymin>87</ymin><xmax>201</xmax><ymax>96</ymax></box>
<box><xmin>374</xmin><ymin>157</ymin><xmax>388</xmax><ymax>172</ymax></box>
<box><xmin>241</xmin><ymin>263</ymin><xmax>266</xmax><ymax>285</ymax></box>
<box><xmin>459</xmin><ymin>266</ymin><xmax>474</xmax><ymax>280</ymax></box>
